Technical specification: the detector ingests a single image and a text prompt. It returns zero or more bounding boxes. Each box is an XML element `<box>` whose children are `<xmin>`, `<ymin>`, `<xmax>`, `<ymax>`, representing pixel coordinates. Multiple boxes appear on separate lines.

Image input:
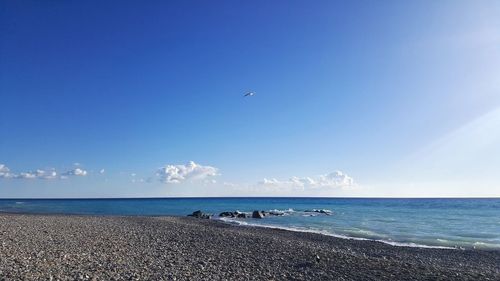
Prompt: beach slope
<box><xmin>0</xmin><ymin>214</ymin><xmax>499</xmax><ymax>280</ymax></box>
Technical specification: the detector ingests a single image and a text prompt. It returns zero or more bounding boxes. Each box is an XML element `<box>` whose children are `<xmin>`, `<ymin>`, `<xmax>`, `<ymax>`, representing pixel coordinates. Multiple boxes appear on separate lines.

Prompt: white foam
<box><xmin>306</xmin><ymin>209</ymin><xmax>332</xmax><ymax>214</ymax></box>
<box><xmin>218</xmin><ymin>217</ymin><xmax>249</xmax><ymax>225</ymax></box>
<box><xmin>266</xmin><ymin>208</ymin><xmax>295</xmax><ymax>215</ymax></box>
<box><xmin>215</xmin><ymin>217</ymin><xmax>456</xmax><ymax>250</ymax></box>
<box><xmin>471</xmin><ymin>241</ymin><xmax>500</xmax><ymax>249</ymax></box>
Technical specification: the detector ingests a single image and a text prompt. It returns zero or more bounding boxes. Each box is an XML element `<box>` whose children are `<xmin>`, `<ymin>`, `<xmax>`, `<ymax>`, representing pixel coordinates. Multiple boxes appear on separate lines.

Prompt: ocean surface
<box><xmin>1</xmin><ymin>198</ymin><xmax>499</xmax><ymax>250</ymax></box>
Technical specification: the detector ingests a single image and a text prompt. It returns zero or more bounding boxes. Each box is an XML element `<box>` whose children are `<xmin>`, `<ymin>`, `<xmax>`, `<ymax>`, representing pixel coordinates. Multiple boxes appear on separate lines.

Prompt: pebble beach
<box><xmin>1</xmin><ymin>213</ymin><xmax>499</xmax><ymax>280</ymax></box>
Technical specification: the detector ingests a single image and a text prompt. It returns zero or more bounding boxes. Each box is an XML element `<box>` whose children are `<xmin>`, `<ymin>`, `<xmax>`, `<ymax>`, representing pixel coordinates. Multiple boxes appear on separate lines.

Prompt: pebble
<box><xmin>0</xmin><ymin>213</ymin><xmax>498</xmax><ymax>280</ymax></box>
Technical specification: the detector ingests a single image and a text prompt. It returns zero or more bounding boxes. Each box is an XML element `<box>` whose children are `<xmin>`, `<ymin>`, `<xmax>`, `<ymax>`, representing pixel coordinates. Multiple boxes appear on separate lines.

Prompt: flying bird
<box><xmin>244</xmin><ymin>92</ymin><xmax>255</xmax><ymax>97</ymax></box>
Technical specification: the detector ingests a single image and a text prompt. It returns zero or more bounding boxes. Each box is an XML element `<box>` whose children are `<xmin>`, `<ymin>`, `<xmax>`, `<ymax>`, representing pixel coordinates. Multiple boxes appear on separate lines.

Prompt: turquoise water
<box><xmin>1</xmin><ymin>198</ymin><xmax>499</xmax><ymax>250</ymax></box>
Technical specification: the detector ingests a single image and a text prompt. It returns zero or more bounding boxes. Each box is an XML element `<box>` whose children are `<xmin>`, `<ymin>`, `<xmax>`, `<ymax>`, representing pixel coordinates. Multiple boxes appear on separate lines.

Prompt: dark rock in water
<box><xmin>236</xmin><ymin>213</ymin><xmax>248</xmax><ymax>218</ymax></box>
<box><xmin>188</xmin><ymin>210</ymin><xmax>211</xmax><ymax>219</ymax></box>
<box><xmin>267</xmin><ymin>211</ymin><xmax>285</xmax><ymax>216</ymax></box>
<box><xmin>219</xmin><ymin>211</ymin><xmax>235</xmax><ymax>218</ymax></box>
<box><xmin>252</xmin><ymin>210</ymin><xmax>265</xmax><ymax>219</ymax></box>
<box><xmin>218</xmin><ymin>210</ymin><xmax>261</xmax><ymax>219</ymax></box>
<box><xmin>189</xmin><ymin>210</ymin><xmax>202</xmax><ymax>217</ymax></box>
<box><xmin>305</xmin><ymin>209</ymin><xmax>332</xmax><ymax>215</ymax></box>
<box><xmin>219</xmin><ymin>211</ymin><xmax>250</xmax><ymax>218</ymax></box>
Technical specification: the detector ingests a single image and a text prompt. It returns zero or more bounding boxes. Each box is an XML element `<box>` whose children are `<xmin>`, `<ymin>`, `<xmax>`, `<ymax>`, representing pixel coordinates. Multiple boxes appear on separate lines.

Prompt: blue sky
<box><xmin>1</xmin><ymin>0</ymin><xmax>499</xmax><ymax>197</ymax></box>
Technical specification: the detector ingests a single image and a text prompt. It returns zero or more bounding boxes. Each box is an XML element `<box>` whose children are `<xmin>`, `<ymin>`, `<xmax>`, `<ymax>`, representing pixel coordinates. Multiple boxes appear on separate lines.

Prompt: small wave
<box><xmin>453</xmin><ymin>232</ymin><xmax>499</xmax><ymax>239</ymax></box>
<box><xmin>266</xmin><ymin>208</ymin><xmax>295</xmax><ymax>216</ymax></box>
<box><xmin>380</xmin><ymin>240</ymin><xmax>455</xmax><ymax>249</ymax></box>
<box><xmin>302</xmin><ymin>214</ymin><xmax>318</xmax><ymax>217</ymax></box>
<box><xmin>471</xmin><ymin>241</ymin><xmax>500</xmax><ymax>249</ymax></box>
<box><xmin>304</xmin><ymin>209</ymin><xmax>333</xmax><ymax>215</ymax></box>
<box><xmin>215</xmin><ymin>219</ymin><xmax>456</xmax><ymax>250</ymax></box>
<box><xmin>343</xmin><ymin>228</ymin><xmax>386</xmax><ymax>238</ymax></box>
<box><xmin>434</xmin><ymin>238</ymin><xmax>500</xmax><ymax>250</ymax></box>
<box><xmin>217</xmin><ymin>217</ymin><xmax>249</xmax><ymax>226</ymax></box>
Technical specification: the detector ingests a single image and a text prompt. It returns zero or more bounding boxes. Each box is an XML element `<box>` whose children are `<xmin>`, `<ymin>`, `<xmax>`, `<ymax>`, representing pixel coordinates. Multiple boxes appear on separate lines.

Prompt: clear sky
<box><xmin>1</xmin><ymin>0</ymin><xmax>499</xmax><ymax>198</ymax></box>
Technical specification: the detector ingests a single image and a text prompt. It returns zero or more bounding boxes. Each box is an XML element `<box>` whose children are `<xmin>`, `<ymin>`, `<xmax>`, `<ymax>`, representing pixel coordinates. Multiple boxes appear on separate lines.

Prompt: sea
<box><xmin>1</xmin><ymin>197</ymin><xmax>499</xmax><ymax>250</ymax></box>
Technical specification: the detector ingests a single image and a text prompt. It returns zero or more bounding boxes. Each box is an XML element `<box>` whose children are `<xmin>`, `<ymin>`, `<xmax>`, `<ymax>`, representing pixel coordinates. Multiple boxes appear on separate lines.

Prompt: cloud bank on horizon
<box><xmin>0</xmin><ymin>164</ymin><xmax>88</xmax><ymax>180</ymax></box>
<box><xmin>151</xmin><ymin>161</ymin><xmax>356</xmax><ymax>196</ymax></box>
<box><xmin>1</xmin><ymin>161</ymin><xmax>355</xmax><ymax>196</ymax></box>
<box><xmin>153</xmin><ymin>161</ymin><xmax>355</xmax><ymax>190</ymax></box>
<box><xmin>259</xmin><ymin>171</ymin><xmax>354</xmax><ymax>190</ymax></box>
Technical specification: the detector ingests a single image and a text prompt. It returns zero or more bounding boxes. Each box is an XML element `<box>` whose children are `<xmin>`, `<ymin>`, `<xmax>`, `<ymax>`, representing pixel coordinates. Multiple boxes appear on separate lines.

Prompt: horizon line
<box><xmin>1</xmin><ymin>196</ymin><xmax>499</xmax><ymax>200</ymax></box>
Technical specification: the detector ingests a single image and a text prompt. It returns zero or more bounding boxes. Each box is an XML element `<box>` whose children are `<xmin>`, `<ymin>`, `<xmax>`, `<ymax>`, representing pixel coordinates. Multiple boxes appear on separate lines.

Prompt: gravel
<box><xmin>0</xmin><ymin>213</ymin><xmax>499</xmax><ymax>280</ymax></box>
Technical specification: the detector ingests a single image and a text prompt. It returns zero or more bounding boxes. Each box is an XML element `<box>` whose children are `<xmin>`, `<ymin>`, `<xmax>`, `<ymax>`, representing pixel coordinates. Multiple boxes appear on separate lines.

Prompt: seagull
<box><xmin>244</xmin><ymin>92</ymin><xmax>255</xmax><ymax>97</ymax></box>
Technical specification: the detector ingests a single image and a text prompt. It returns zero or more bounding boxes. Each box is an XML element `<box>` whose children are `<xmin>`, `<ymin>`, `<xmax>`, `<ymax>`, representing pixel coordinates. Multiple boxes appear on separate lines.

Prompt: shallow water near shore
<box><xmin>1</xmin><ymin>197</ymin><xmax>499</xmax><ymax>250</ymax></box>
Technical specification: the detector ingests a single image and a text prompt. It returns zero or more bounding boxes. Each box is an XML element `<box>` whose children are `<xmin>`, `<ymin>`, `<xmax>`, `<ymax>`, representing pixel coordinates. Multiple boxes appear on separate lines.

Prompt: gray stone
<box><xmin>252</xmin><ymin>211</ymin><xmax>265</xmax><ymax>219</ymax></box>
<box><xmin>188</xmin><ymin>210</ymin><xmax>211</xmax><ymax>219</ymax></box>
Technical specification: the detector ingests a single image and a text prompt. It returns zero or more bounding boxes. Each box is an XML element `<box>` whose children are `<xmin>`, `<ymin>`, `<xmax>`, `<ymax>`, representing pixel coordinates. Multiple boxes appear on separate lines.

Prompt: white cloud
<box><xmin>16</xmin><ymin>172</ymin><xmax>37</xmax><ymax>179</ymax></box>
<box><xmin>1</xmin><ymin>163</ymin><xmax>92</xmax><ymax>181</ymax></box>
<box><xmin>99</xmin><ymin>169</ymin><xmax>105</xmax><ymax>174</ymax></box>
<box><xmin>63</xmin><ymin>168</ymin><xmax>88</xmax><ymax>176</ymax></box>
<box><xmin>223</xmin><ymin>181</ymin><xmax>238</xmax><ymax>187</ymax></box>
<box><xmin>32</xmin><ymin>169</ymin><xmax>58</xmax><ymax>180</ymax></box>
<box><xmin>259</xmin><ymin>171</ymin><xmax>354</xmax><ymax>190</ymax></box>
<box><xmin>156</xmin><ymin>161</ymin><xmax>219</xmax><ymax>184</ymax></box>
<box><xmin>317</xmin><ymin>171</ymin><xmax>355</xmax><ymax>186</ymax></box>
<box><xmin>0</xmin><ymin>164</ymin><xmax>14</xmax><ymax>179</ymax></box>
<box><xmin>1</xmin><ymin>164</ymin><xmax>58</xmax><ymax>180</ymax></box>
<box><xmin>190</xmin><ymin>170</ymin><xmax>357</xmax><ymax>197</ymax></box>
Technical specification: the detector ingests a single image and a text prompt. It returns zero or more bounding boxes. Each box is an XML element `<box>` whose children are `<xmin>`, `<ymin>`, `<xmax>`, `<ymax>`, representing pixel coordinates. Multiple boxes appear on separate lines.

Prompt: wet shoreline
<box><xmin>1</xmin><ymin>213</ymin><xmax>499</xmax><ymax>280</ymax></box>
